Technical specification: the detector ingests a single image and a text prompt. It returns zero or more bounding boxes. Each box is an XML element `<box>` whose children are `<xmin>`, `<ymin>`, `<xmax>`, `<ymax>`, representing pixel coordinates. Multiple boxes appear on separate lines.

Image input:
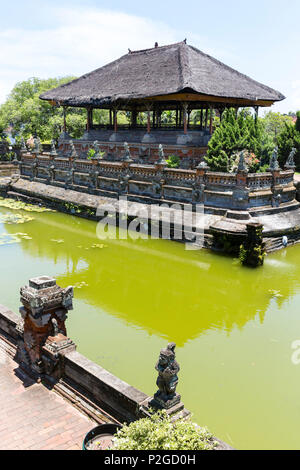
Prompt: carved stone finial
<box><xmin>285</xmin><ymin>147</ymin><xmax>296</xmax><ymax>169</ymax></box>
<box><xmin>269</xmin><ymin>146</ymin><xmax>280</xmax><ymax>171</ymax></box>
<box><xmin>237</xmin><ymin>150</ymin><xmax>248</xmax><ymax>173</ymax></box>
<box><xmin>153</xmin><ymin>342</ymin><xmax>181</xmax><ymax>409</ymax></box>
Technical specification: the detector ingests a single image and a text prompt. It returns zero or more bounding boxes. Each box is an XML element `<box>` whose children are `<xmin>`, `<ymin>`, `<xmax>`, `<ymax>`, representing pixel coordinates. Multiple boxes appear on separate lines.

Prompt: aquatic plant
<box><xmin>0</xmin><ymin>198</ymin><xmax>53</xmax><ymax>213</ymax></box>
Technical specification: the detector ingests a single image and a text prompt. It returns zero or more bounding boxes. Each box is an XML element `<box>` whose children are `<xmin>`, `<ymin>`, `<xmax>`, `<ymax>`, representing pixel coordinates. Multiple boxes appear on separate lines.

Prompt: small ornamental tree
<box><xmin>277</xmin><ymin>111</ymin><xmax>300</xmax><ymax>171</ymax></box>
<box><xmin>205</xmin><ymin>108</ymin><xmax>266</xmax><ymax>172</ymax></box>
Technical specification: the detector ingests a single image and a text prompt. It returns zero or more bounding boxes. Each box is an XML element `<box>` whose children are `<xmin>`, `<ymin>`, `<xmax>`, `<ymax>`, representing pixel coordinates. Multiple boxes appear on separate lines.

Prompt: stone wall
<box><xmin>57</xmin><ymin>134</ymin><xmax>209</xmax><ymax>167</ymax></box>
<box><xmin>18</xmin><ymin>152</ymin><xmax>297</xmax><ymax>213</ymax></box>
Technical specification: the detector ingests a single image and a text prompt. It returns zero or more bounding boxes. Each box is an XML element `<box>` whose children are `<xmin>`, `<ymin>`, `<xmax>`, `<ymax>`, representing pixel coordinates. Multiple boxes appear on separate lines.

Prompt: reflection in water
<box><xmin>4</xmin><ymin>209</ymin><xmax>299</xmax><ymax>342</ymax></box>
<box><xmin>2</xmin><ymin>206</ymin><xmax>300</xmax><ymax>450</ymax></box>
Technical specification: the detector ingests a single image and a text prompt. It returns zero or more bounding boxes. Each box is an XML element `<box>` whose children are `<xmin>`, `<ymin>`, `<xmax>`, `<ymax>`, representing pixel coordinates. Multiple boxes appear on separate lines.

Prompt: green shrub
<box><xmin>205</xmin><ymin>108</ymin><xmax>267</xmax><ymax>172</ymax></box>
<box><xmin>112</xmin><ymin>410</ymin><xmax>217</xmax><ymax>450</ymax></box>
<box><xmin>166</xmin><ymin>155</ymin><xmax>180</xmax><ymax>168</ymax></box>
<box><xmin>87</xmin><ymin>148</ymin><xmax>96</xmax><ymax>160</ymax></box>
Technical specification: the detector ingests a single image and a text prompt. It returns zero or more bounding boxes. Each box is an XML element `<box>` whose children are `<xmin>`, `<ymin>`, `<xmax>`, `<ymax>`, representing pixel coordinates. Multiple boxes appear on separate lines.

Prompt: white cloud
<box><xmin>0</xmin><ymin>5</ymin><xmax>295</xmax><ymax>114</ymax></box>
<box><xmin>0</xmin><ymin>7</ymin><xmax>178</xmax><ymax>103</ymax></box>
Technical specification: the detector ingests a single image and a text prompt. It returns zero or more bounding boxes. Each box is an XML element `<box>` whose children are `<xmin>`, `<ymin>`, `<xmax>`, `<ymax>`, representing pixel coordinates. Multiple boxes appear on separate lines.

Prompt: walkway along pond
<box><xmin>1</xmin><ymin>198</ymin><xmax>300</xmax><ymax>449</ymax></box>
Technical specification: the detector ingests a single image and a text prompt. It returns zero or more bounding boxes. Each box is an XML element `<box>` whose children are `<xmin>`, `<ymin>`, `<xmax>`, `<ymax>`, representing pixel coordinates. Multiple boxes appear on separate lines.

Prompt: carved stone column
<box><xmin>16</xmin><ymin>276</ymin><xmax>75</xmax><ymax>378</ymax></box>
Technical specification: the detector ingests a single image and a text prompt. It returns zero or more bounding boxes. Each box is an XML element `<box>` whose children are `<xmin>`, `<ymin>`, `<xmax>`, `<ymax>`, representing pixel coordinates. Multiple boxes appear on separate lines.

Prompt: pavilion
<box><xmin>40</xmin><ymin>40</ymin><xmax>285</xmax><ymax>164</ymax></box>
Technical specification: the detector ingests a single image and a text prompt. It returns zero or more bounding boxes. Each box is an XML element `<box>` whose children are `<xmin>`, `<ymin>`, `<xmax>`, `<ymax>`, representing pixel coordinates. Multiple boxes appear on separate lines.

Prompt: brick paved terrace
<box><xmin>0</xmin><ymin>348</ymin><xmax>94</xmax><ymax>450</ymax></box>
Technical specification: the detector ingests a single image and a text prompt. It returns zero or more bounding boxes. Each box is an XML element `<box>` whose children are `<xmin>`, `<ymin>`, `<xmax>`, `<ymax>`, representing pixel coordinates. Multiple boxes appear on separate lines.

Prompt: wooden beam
<box><xmin>142</xmin><ymin>93</ymin><xmax>275</xmax><ymax>107</ymax></box>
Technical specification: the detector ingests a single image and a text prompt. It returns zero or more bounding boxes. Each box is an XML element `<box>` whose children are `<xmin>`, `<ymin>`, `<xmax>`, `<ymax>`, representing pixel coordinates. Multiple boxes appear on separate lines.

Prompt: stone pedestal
<box><xmin>16</xmin><ymin>276</ymin><xmax>74</xmax><ymax>377</ymax></box>
<box><xmin>152</xmin><ymin>391</ymin><xmax>181</xmax><ymax>409</ymax></box>
<box><xmin>140</xmin><ymin>396</ymin><xmax>190</xmax><ymax>421</ymax></box>
<box><xmin>142</xmin><ymin>133</ymin><xmax>156</xmax><ymax>144</ymax></box>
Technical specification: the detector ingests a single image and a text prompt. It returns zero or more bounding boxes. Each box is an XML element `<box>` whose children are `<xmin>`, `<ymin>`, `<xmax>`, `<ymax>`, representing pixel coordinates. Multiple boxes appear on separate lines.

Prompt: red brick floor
<box><xmin>0</xmin><ymin>349</ymin><xmax>94</xmax><ymax>450</ymax></box>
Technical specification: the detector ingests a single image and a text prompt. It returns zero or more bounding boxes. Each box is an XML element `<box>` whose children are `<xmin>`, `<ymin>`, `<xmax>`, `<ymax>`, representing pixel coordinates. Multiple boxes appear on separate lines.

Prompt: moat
<box><xmin>1</xmin><ymin>200</ymin><xmax>300</xmax><ymax>450</ymax></box>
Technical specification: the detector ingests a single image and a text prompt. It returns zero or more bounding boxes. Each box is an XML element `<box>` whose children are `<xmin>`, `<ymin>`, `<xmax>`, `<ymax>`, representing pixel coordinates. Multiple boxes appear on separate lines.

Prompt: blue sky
<box><xmin>0</xmin><ymin>0</ymin><xmax>299</xmax><ymax>113</ymax></box>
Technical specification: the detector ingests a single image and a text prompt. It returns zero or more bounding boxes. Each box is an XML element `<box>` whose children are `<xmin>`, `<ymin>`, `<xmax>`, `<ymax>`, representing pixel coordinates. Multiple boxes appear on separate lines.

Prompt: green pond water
<box><xmin>1</xmin><ymin>201</ymin><xmax>300</xmax><ymax>450</ymax></box>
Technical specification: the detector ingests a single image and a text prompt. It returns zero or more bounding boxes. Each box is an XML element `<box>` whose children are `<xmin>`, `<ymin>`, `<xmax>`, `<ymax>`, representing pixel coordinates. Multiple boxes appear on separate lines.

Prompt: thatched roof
<box><xmin>40</xmin><ymin>41</ymin><xmax>285</xmax><ymax>108</ymax></box>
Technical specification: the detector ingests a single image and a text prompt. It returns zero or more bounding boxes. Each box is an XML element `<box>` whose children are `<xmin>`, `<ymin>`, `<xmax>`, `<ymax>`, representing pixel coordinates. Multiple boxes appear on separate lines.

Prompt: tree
<box><xmin>277</xmin><ymin>111</ymin><xmax>300</xmax><ymax>170</ymax></box>
<box><xmin>0</xmin><ymin>77</ymin><xmax>88</xmax><ymax>142</ymax></box>
<box><xmin>260</xmin><ymin>111</ymin><xmax>294</xmax><ymax>143</ymax></box>
<box><xmin>205</xmin><ymin>108</ymin><xmax>267</xmax><ymax>172</ymax></box>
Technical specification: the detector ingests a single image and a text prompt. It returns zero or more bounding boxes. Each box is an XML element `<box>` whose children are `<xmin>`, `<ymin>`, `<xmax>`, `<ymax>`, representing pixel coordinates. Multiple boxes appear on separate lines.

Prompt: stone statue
<box><xmin>69</xmin><ymin>140</ymin><xmax>77</xmax><ymax>159</ymax></box>
<box><xmin>119</xmin><ymin>172</ymin><xmax>131</xmax><ymax>193</ymax></box>
<box><xmin>123</xmin><ymin>142</ymin><xmax>133</xmax><ymax>162</ymax></box>
<box><xmin>93</xmin><ymin>140</ymin><xmax>102</xmax><ymax>159</ymax></box>
<box><xmin>50</xmin><ymin>140</ymin><xmax>58</xmax><ymax>157</ymax></box>
<box><xmin>37</xmin><ymin>137</ymin><xmax>43</xmax><ymax>153</ymax></box>
<box><xmin>20</xmin><ymin>137</ymin><xmax>27</xmax><ymax>153</ymax></box>
<box><xmin>269</xmin><ymin>146</ymin><xmax>280</xmax><ymax>171</ymax></box>
<box><xmin>157</xmin><ymin>144</ymin><xmax>167</xmax><ymax>165</ymax></box>
<box><xmin>285</xmin><ymin>147</ymin><xmax>296</xmax><ymax>169</ymax></box>
<box><xmin>237</xmin><ymin>150</ymin><xmax>248</xmax><ymax>173</ymax></box>
<box><xmin>153</xmin><ymin>343</ymin><xmax>180</xmax><ymax>408</ymax></box>
<box><xmin>33</xmin><ymin>138</ymin><xmax>40</xmax><ymax>156</ymax></box>
<box><xmin>65</xmin><ymin>167</ymin><xmax>74</xmax><ymax>187</ymax></box>
<box><xmin>51</xmin><ymin>318</ymin><xmax>60</xmax><ymax>337</ymax></box>
<box><xmin>192</xmin><ymin>182</ymin><xmax>205</xmax><ymax>203</ymax></box>
<box><xmin>48</xmin><ymin>165</ymin><xmax>55</xmax><ymax>184</ymax></box>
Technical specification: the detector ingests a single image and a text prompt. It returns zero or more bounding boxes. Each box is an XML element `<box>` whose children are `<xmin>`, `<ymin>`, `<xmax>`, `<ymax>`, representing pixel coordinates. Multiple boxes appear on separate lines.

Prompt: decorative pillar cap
<box><xmin>196</xmin><ymin>161</ymin><xmax>209</xmax><ymax>170</ymax></box>
<box><xmin>29</xmin><ymin>276</ymin><xmax>56</xmax><ymax>290</ymax></box>
<box><xmin>20</xmin><ymin>276</ymin><xmax>73</xmax><ymax>317</ymax></box>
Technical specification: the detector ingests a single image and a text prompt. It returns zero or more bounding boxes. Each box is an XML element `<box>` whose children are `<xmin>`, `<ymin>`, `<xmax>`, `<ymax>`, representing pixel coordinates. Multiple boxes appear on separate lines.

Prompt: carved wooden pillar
<box><xmin>63</xmin><ymin>107</ymin><xmax>67</xmax><ymax>133</ymax></box>
<box><xmin>205</xmin><ymin>108</ymin><xmax>208</xmax><ymax>130</ymax></box>
<box><xmin>86</xmin><ymin>108</ymin><xmax>91</xmax><ymax>132</ymax></box>
<box><xmin>131</xmin><ymin>109</ymin><xmax>137</xmax><ymax>128</ymax></box>
<box><xmin>254</xmin><ymin>106</ymin><xmax>259</xmax><ymax>126</ymax></box>
<box><xmin>209</xmin><ymin>106</ymin><xmax>213</xmax><ymax>134</ymax></box>
<box><xmin>147</xmin><ymin>110</ymin><xmax>151</xmax><ymax>134</ymax></box>
<box><xmin>113</xmin><ymin>109</ymin><xmax>118</xmax><ymax>133</ymax></box>
<box><xmin>200</xmin><ymin>108</ymin><xmax>204</xmax><ymax>130</ymax></box>
<box><xmin>183</xmin><ymin>103</ymin><xmax>188</xmax><ymax>135</ymax></box>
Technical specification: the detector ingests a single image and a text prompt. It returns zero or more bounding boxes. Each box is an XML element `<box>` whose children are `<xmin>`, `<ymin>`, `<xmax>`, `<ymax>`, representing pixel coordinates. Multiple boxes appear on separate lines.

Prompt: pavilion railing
<box><xmin>18</xmin><ymin>152</ymin><xmax>296</xmax><ymax>211</ymax></box>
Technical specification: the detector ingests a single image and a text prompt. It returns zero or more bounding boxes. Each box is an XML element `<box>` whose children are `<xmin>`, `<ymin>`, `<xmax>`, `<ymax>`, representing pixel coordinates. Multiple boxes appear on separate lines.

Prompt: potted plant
<box><xmin>83</xmin><ymin>423</ymin><xmax>122</xmax><ymax>450</ymax></box>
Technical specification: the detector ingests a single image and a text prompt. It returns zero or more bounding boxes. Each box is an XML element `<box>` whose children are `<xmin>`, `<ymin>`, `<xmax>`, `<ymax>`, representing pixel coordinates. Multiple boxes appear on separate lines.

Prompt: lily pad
<box><xmin>0</xmin><ymin>213</ymin><xmax>34</xmax><ymax>224</ymax></box>
<box><xmin>0</xmin><ymin>197</ymin><xmax>54</xmax><ymax>213</ymax></box>
<box><xmin>74</xmin><ymin>281</ymin><xmax>89</xmax><ymax>289</ymax></box>
<box><xmin>50</xmin><ymin>239</ymin><xmax>64</xmax><ymax>244</ymax></box>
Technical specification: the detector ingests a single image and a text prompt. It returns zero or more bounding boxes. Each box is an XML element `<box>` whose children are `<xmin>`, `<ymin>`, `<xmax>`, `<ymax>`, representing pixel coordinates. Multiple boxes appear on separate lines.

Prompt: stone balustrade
<box><xmin>18</xmin><ymin>152</ymin><xmax>297</xmax><ymax>212</ymax></box>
